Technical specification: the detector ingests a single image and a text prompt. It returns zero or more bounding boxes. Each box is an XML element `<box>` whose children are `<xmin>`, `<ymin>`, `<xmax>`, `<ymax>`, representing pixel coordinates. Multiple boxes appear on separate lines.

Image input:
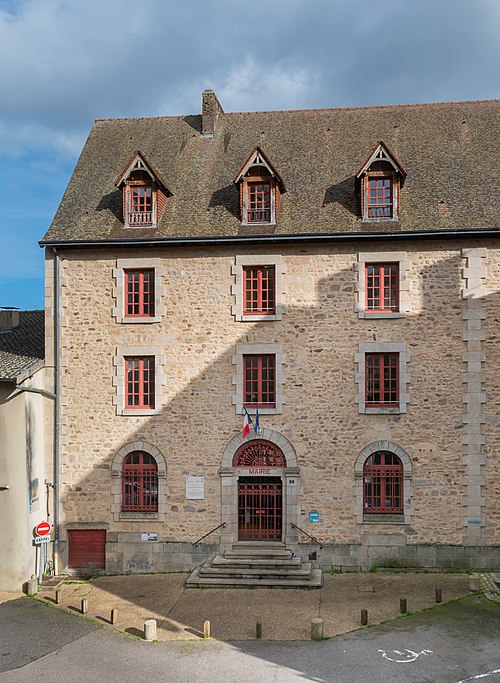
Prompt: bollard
<box><xmin>435</xmin><ymin>588</ymin><xmax>442</xmax><ymax>603</ymax></box>
<box><xmin>469</xmin><ymin>574</ymin><xmax>480</xmax><ymax>592</ymax></box>
<box><xmin>256</xmin><ymin>620</ymin><xmax>263</xmax><ymax>639</ymax></box>
<box><xmin>361</xmin><ymin>609</ymin><xmax>368</xmax><ymax>626</ymax></box>
<box><xmin>311</xmin><ymin>618</ymin><xmax>324</xmax><ymax>641</ymax></box>
<box><xmin>26</xmin><ymin>579</ymin><xmax>38</xmax><ymax>596</ymax></box>
<box><xmin>203</xmin><ymin>620</ymin><xmax>211</xmax><ymax>639</ymax></box>
<box><xmin>55</xmin><ymin>589</ymin><xmax>62</xmax><ymax>604</ymax></box>
<box><xmin>81</xmin><ymin>598</ymin><xmax>88</xmax><ymax>614</ymax></box>
<box><xmin>144</xmin><ymin>619</ymin><xmax>157</xmax><ymax>641</ymax></box>
<box><xmin>400</xmin><ymin>598</ymin><xmax>407</xmax><ymax>614</ymax></box>
<box><xmin>111</xmin><ymin>608</ymin><xmax>118</xmax><ymax>625</ymax></box>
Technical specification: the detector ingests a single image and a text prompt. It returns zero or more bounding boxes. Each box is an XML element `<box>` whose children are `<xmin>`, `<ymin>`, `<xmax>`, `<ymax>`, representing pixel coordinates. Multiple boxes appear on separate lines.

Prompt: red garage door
<box><xmin>68</xmin><ymin>530</ymin><xmax>106</xmax><ymax>570</ymax></box>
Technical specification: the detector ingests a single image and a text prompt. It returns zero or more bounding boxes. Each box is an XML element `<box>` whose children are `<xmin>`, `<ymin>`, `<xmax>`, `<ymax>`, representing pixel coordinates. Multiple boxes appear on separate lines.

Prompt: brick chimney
<box><xmin>0</xmin><ymin>309</ymin><xmax>19</xmax><ymax>332</ymax></box>
<box><xmin>202</xmin><ymin>90</ymin><xmax>224</xmax><ymax>138</ymax></box>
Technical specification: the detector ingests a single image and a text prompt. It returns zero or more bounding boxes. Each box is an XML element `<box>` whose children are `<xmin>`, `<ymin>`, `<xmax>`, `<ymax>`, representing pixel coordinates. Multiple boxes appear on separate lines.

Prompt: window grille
<box><xmin>122</xmin><ymin>451</ymin><xmax>158</xmax><ymax>512</ymax></box>
<box><xmin>363</xmin><ymin>451</ymin><xmax>403</xmax><ymax>513</ymax></box>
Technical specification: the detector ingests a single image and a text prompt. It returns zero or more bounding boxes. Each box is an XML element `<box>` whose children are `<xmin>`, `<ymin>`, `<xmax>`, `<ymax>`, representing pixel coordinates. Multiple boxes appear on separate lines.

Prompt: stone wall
<box><xmin>44</xmin><ymin>238</ymin><xmax>500</xmax><ymax>572</ymax></box>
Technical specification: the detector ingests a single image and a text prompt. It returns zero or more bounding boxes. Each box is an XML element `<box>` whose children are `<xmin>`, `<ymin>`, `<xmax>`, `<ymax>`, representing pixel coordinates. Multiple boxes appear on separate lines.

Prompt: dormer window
<box><xmin>116</xmin><ymin>151</ymin><xmax>171</xmax><ymax>229</ymax></box>
<box><xmin>248</xmin><ymin>180</ymin><xmax>271</xmax><ymax>223</ymax></box>
<box><xmin>357</xmin><ymin>142</ymin><xmax>406</xmax><ymax>222</ymax></box>
<box><xmin>129</xmin><ymin>184</ymin><xmax>153</xmax><ymax>226</ymax></box>
<box><xmin>234</xmin><ymin>147</ymin><xmax>285</xmax><ymax>226</ymax></box>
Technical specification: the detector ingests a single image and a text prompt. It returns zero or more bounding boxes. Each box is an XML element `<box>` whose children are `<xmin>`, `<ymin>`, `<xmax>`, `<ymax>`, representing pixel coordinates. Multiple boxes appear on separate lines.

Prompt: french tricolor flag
<box><xmin>242</xmin><ymin>408</ymin><xmax>252</xmax><ymax>438</ymax></box>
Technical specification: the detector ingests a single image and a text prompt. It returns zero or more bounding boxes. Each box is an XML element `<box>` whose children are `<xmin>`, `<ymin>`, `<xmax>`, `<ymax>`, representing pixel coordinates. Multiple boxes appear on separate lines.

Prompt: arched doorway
<box><xmin>220</xmin><ymin>429</ymin><xmax>300</xmax><ymax>546</ymax></box>
<box><xmin>233</xmin><ymin>440</ymin><xmax>286</xmax><ymax>541</ymax></box>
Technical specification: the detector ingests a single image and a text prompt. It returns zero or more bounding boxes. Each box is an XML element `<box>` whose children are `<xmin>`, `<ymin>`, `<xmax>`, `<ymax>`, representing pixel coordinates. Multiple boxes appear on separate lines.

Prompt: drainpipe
<box><xmin>52</xmin><ymin>247</ymin><xmax>61</xmax><ymax>575</ymax></box>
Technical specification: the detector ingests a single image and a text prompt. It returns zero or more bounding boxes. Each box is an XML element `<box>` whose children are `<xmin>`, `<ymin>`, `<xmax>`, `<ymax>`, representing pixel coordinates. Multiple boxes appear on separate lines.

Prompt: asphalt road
<box><xmin>0</xmin><ymin>595</ymin><xmax>499</xmax><ymax>682</ymax></box>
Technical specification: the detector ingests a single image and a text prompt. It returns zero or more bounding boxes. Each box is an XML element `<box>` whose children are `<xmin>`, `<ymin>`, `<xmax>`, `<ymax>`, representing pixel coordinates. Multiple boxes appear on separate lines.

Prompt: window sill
<box><xmin>363</xmin><ymin>514</ymin><xmax>405</xmax><ymax>524</ymax></box>
<box><xmin>240</xmin><ymin>222</ymin><xmax>276</xmax><ymax>227</ymax></box>
<box><xmin>119</xmin><ymin>512</ymin><xmax>159</xmax><ymax>521</ymax></box>
<box><xmin>242</xmin><ymin>406</ymin><xmax>278</xmax><ymax>415</ymax></box>
<box><xmin>358</xmin><ymin>312</ymin><xmax>403</xmax><ymax>320</ymax></box>
<box><xmin>364</xmin><ymin>406</ymin><xmax>401</xmax><ymax>415</ymax></box>
<box><xmin>119</xmin><ymin>408</ymin><xmax>160</xmax><ymax>417</ymax></box>
<box><xmin>117</xmin><ymin>316</ymin><xmax>162</xmax><ymax>324</ymax></box>
<box><xmin>124</xmin><ymin>224</ymin><xmax>158</xmax><ymax>229</ymax></box>
<box><xmin>238</xmin><ymin>313</ymin><xmax>280</xmax><ymax>322</ymax></box>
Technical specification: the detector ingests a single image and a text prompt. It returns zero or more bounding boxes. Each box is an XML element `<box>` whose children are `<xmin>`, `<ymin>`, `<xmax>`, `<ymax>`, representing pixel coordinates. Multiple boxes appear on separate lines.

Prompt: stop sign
<box><xmin>35</xmin><ymin>521</ymin><xmax>51</xmax><ymax>537</ymax></box>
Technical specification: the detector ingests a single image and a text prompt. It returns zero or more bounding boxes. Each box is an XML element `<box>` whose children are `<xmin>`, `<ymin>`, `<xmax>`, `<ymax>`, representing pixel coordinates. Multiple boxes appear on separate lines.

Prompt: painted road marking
<box><xmin>378</xmin><ymin>648</ymin><xmax>433</xmax><ymax>663</ymax></box>
<box><xmin>455</xmin><ymin>669</ymin><xmax>500</xmax><ymax>683</ymax></box>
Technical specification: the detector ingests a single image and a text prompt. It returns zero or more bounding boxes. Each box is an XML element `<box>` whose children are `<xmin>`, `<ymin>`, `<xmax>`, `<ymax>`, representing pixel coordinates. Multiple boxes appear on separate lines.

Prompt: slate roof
<box><xmin>0</xmin><ymin>311</ymin><xmax>45</xmax><ymax>381</ymax></box>
<box><xmin>41</xmin><ymin>98</ymin><xmax>500</xmax><ymax>244</ymax></box>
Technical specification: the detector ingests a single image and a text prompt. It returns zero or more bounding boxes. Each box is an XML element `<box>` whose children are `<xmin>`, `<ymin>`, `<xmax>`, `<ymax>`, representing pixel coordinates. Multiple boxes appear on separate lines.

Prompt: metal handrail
<box><xmin>290</xmin><ymin>522</ymin><xmax>323</xmax><ymax>549</ymax></box>
<box><xmin>193</xmin><ymin>522</ymin><xmax>226</xmax><ymax>546</ymax></box>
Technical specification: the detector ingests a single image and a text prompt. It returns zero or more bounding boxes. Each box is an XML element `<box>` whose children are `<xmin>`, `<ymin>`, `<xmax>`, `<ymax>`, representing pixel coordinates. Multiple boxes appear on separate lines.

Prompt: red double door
<box><xmin>238</xmin><ymin>477</ymin><xmax>282</xmax><ymax>541</ymax></box>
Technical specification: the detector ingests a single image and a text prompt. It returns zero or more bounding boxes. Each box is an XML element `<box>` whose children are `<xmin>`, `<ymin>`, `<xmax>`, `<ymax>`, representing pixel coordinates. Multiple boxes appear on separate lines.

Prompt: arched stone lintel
<box><xmin>354</xmin><ymin>440</ymin><xmax>412</xmax><ymax>476</ymax></box>
<box><xmin>112</xmin><ymin>440</ymin><xmax>167</xmax><ymax>477</ymax></box>
<box><xmin>222</xmin><ymin>429</ymin><xmax>298</xmax><ymax>469</ymax></box>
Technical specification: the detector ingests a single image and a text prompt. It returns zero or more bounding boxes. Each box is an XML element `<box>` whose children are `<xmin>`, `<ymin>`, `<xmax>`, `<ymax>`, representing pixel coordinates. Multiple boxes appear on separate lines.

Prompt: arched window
<box><xmin>363</xmin><ymin>451</ymin><xmax>403</xmax><ymax>514</ymax></box>
<box><xmin>122</xmin><ymin>451</ymin><xmax>158</xmax><ymax>512</ymax></box>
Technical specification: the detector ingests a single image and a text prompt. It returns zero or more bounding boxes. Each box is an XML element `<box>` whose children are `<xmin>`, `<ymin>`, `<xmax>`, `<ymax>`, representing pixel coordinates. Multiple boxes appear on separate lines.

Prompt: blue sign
<box><xmin>309</xmin><ymin>511</ymin><xmax>320</xmax><ymax>523</ymax></box>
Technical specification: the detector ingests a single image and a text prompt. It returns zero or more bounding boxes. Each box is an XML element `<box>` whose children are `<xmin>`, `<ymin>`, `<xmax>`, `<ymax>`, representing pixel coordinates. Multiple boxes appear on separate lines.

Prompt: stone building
<box><xmin>0</xmin><ymin>309</ymin><xmax>49</xmax><ymax>590</ymax></box>
<box><xmin>40</xmin><ymin>92</ymin><xmax>499</xmax><ymax>580</ymax></box>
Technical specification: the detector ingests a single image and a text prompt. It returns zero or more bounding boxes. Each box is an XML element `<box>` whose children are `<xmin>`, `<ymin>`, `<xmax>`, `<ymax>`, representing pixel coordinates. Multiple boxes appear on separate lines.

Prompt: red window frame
<box><xmin>122</xmin><ymin>451</ymin><xmax>158</xmax><ymax>512</ymax></box>
<box><xmin>243</xmin><ymin>265</ymin><xmax>276</xmax><ymax>315</ymax></box>
<box><xmin>247</xmin><ymin>182</ymin><xmax>271</xmax><ymax>223</ymax></box>
<box><xmin>363</xmin><ymin>451</ymin><xmax>403</xmax><ymax>514</ymax></box>
<box><xmin>365</xmin><ymin>353</ymin><xmax>399</xmax><ymax>407</ymax></box>
<box><xmin>129</xmin><ymin>185</ymin><xmax>153</xmax><ymax>226</ymax></box>
<box><xmin>367</xmin><ymin>178</ymin><xmax>393</xmax><ymax>218</ymax></box>
<box><xmin>125</xmin><ymin>269</ymin><xmax>155</xmax><ymax>318</ymax></box>
<box><xmin>365</xmin><ymin>263</ymin><xmax>399</xmax><ymax>313</ymax></box>
<box><xmin>125</xmin><ymin>356</ymin><xmax>155</xmax><ymax>409</ymax></box>
<box><xmin>243</xmin><ymin>354</ymin><xmax>276</xmax><ymax>408</ymax></box>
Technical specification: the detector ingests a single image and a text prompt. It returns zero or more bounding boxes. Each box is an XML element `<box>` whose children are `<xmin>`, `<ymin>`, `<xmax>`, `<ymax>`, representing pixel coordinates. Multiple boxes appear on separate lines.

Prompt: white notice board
<box><xmin>186</xmin><ymin>476</ymin><xmax>205</xmax><ymax>500</ymax></box>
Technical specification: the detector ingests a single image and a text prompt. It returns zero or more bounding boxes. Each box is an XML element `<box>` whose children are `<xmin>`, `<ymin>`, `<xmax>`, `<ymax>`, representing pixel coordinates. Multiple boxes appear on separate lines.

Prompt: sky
<box><xmin>0</xmin><ymin>0</ymin><xmax>498</xmax><ymax>311</ymax></box>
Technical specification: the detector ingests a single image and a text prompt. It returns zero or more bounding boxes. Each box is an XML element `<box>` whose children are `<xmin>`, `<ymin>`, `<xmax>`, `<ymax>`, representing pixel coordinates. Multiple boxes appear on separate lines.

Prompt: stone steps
<box><xmin>186</xmin><ymin>543</ymin><xmax>323</xmax><ymax>589</ymax></box>
<box><xmin>186</xmin><ymin>568</ymin><xmax>323</xmax><ymax>588</ymax></box>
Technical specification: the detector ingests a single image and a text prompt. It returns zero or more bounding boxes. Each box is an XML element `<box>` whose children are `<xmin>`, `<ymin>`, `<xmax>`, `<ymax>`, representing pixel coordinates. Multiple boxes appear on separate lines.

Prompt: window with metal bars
<box><xmin>243</xmin><ymin>354</ymin><xmax>276</xmax><ymax>407</ymax></box>
<box><xmin>363</xmin><ymin>451</ymin><xmax>403</xmax><ymax>514</ymax></box>
<box><xmin>125</xmin><ymin>356</ymin><xmax>155</xmax><ymax>409</ymax></box>
<box><xmin>125</xmin><ymin>269</ymin><xmax>155</xmax><ymax>317</ymax></box>
<box><xmin>365</xmin><ymin>263</ymin><xmax>399</xmax><ymax>313</ymax></box>
<box><xmin>243</xmin><ymin>265</ymin><xmax>276</xmax><ymax>315</ymax></box>
<box><xmin>129</xmin><ymin>186</ymin><xmax>153</xmax><ymax>226</ymax></box>
<box><xmin>365</xmin><ymin>353</ymin><xmax>399</xmax><ymax>407</ymax></box>
<box><xmin>122</xmin><ymin>451</ymin><xmax>158</xmax><ymax>512</ymax></box>
<box><xmin>367</xmin><ymin>178</ymin><xmax>393</xmax><ymax>218</ymax></box>
<box><xmin>247</xmin><ymin>182</ymin><xmax>271</xmax><ymax>223</ymax></box>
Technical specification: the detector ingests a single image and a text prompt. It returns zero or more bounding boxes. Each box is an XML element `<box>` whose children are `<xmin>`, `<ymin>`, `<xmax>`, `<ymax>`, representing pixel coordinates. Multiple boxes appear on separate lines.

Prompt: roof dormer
<box><xmin>116</xmin><ymin>151</ymin><xmax>171</xmax><ymax>228</ymax></box>
<box><xmin>234</xmin><ymin>147</ymin><xmax>285</xmax><ymax>226</ymax></box>
<box><xmin>357</xmin><ymin>142</ymin><xmax>406</xmax><ymax>222</ymax></box>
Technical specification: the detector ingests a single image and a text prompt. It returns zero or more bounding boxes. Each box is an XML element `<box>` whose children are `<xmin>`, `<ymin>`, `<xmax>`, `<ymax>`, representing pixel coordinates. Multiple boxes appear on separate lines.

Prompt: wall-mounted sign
<box><xmin>141</xmin><ymin>533</ymin><xmax>158</xmax><ymax>541</ymax></box>
<box><xmin>309</xmin><ymin>511</ymin><xmax>320</xmax><ymax>523</ymax></box>
<box><xmin>467</xmin><ymin>520</ymin><xmax>481</xmax><ymax>524</ymax></box>
<box><xmin>186</xmin><ymin>476</ymin><xmax>205</xmax><ymax>500</ymax></box>
<box><xmin>29</xmin><ymin>479</ymin><xmax>39</xmax><ymax>512</ymax></box>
